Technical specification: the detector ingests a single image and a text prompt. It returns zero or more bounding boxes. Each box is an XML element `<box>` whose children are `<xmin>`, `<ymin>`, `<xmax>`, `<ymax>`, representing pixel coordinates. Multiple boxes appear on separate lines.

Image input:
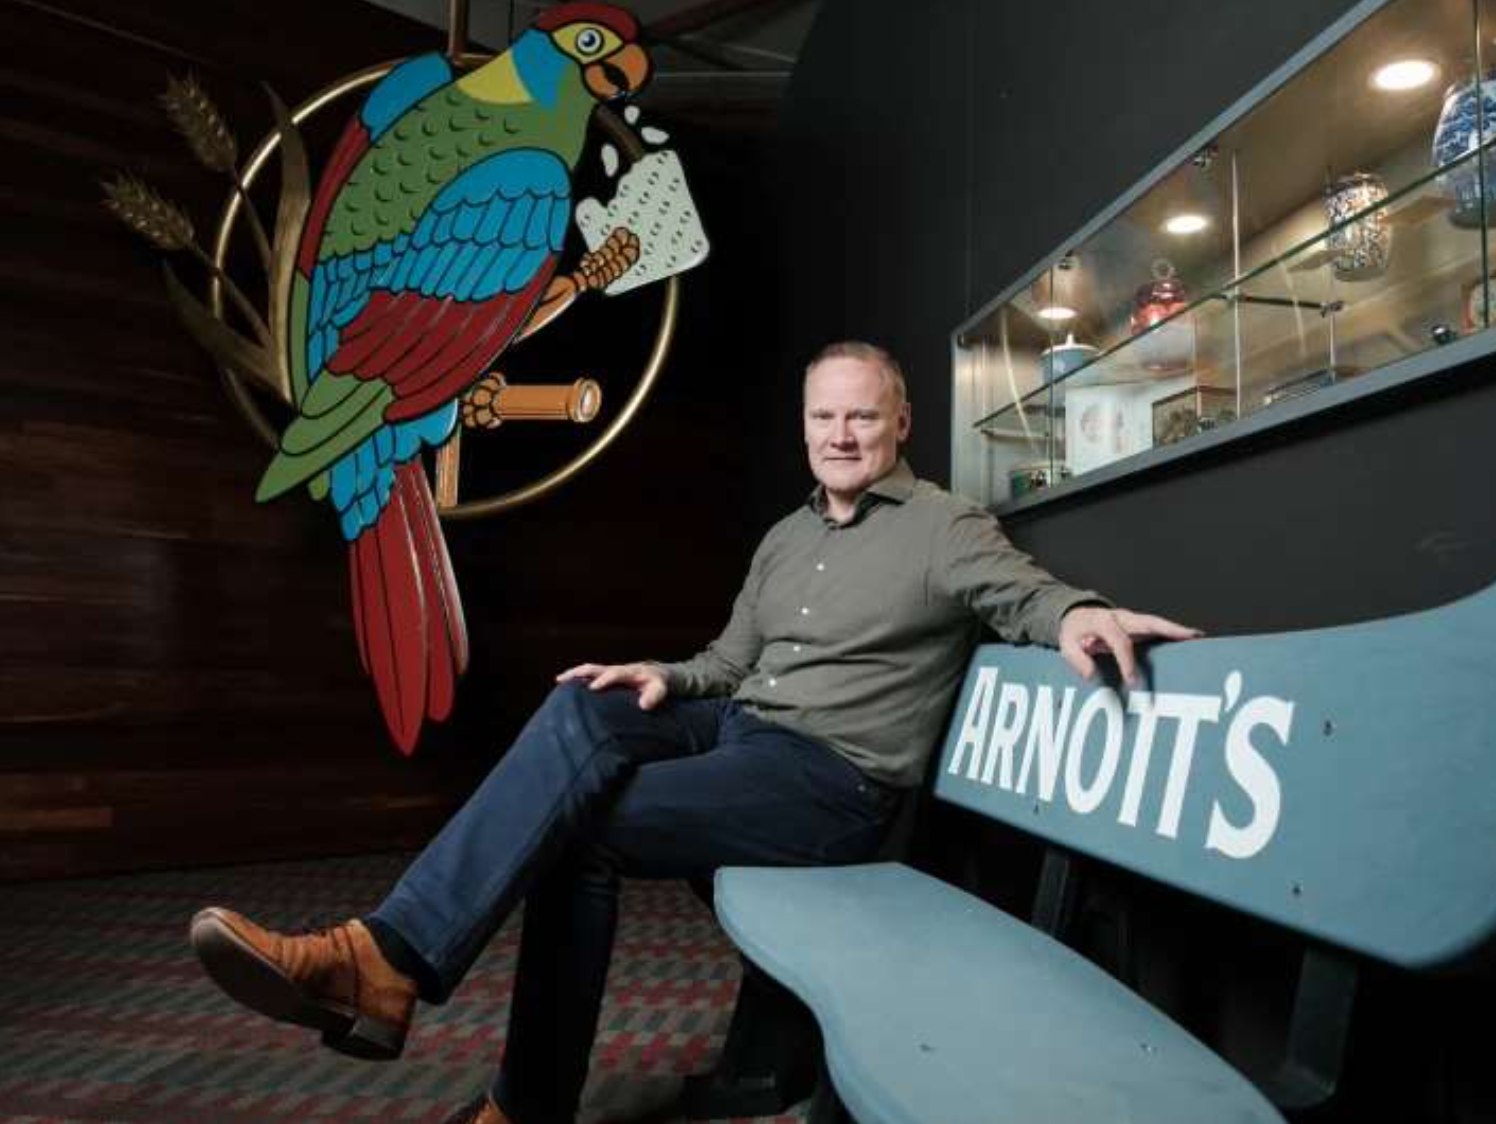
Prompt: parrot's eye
<box><xmin>575</xmin><ymin>27</ymin><xmax>605</xmax><ymax>55</ymax></box>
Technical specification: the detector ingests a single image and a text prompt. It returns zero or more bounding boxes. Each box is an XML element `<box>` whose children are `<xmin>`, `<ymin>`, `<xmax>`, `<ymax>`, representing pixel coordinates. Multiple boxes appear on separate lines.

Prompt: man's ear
<box><xmin>898</xmin><ymin>402</ymin><xmax>912</xmax><ymax>441</ymax></box>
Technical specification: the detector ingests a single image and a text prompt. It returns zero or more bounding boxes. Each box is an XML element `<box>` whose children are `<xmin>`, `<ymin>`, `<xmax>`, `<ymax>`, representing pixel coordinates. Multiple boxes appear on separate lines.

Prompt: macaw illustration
<box><xmin>256</xmin><ymin>2</ymin><xmax>652</xmax><ymax>754</ymax></box>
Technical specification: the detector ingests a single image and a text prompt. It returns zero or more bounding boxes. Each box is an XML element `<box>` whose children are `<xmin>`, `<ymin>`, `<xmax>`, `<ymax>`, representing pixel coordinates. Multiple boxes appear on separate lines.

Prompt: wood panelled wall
<box><xmin>0</xmin><ymin>0</ymin><xmax>766</xmax><ymax>879</ymax></box>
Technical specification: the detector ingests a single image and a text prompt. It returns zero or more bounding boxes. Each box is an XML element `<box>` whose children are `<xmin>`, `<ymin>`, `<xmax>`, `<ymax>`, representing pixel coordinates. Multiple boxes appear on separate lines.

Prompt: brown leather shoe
<box><xmin>189</xmin><ymin>907</ymin><xmax>416</xmax><ymax>1060</ymax></box>
<box><xmin>441</xmin><ymin>1093</ymin><xmax>513</xmax><ymax>1123</ymax></box>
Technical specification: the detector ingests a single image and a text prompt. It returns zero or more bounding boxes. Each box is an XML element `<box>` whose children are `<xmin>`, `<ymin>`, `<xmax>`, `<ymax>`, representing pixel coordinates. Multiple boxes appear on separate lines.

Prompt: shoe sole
<box><xmin>190</xmin><ymin>908</ymin><xmax>355</xmax><ymax>1039</ymax></box>
<box><xmin>322</xmin><ymin>1014</ymin><xmax>406</xmax><ymax>1061</ymax></box>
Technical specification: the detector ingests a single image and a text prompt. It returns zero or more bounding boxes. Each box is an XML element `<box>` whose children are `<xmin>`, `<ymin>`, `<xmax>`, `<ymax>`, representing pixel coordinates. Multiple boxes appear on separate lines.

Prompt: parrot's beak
<box><xmin>585</xmin><ymin>42</ymin><xmax>651</xmax><ymax>100</ymax></box>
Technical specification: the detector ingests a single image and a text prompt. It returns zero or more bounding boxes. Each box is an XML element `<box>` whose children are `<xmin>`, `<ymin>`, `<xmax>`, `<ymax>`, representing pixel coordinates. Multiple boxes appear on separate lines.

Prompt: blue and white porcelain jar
<box><xmin>1433</xmin><ymin>72</ymin><xmax>1496</xmax><ymax>228</ymax></box>
<box><xmin>1324</xmin><ymin>173</ymin><xmax>1391</xmax><ymax>281</ymax></box>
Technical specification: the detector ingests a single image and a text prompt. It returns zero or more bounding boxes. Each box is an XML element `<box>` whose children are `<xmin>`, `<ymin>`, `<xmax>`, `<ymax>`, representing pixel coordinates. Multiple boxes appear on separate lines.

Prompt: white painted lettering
<box><xmin>981</xmin><ymin>683</ymin><xmax>1030</xmax><ymax>788</ymax></box>
<box><xmin>1118</xmin><ymin>691</ymin><xmax>1161</xmax><ymax>828</ymax></box>
<box><xmin>1207</xmin><ymin>695</ymin><xmax>1292</xmax><ymax>859</ymax></box>
<box><xmin>948</xmin><ymin>665</ymin><xmax>1295</xmax><ymax>863</ymax></box>
<box><xmin>1016</xmin><ymin>686</ymin><xmax>1076</xmax><ymax>802</ymax></box>
<box><xmin>1153</xmin><ymin>692</ymin><xmax>1222</xmax><ymax>839</ymax></box>
<box><xmin>947</xmin><ymin>667</ymin><xmax>998</xmax><ymax>779</ymax></box>
<box><xmin>1064</xmin><ymin>688</ymin><xmax>1125</xmax><ymax>814</ymax></box>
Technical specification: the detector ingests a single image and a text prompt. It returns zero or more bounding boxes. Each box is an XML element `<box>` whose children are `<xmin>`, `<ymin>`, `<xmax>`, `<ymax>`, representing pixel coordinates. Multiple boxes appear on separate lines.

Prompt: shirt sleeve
<box><xmin>649</xmin><ymin>527</ymin><xmax>774</xmax><ymax>698</ymax></box>
<box><xmin>933</xmin><ymin>504</ymin><xmax>1107</xmax><ymax>647</ymax></box>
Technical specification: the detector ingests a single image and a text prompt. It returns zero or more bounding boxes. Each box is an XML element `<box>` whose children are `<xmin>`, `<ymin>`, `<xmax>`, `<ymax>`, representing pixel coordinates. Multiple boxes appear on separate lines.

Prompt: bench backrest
<box><xmin>934</xmin><ymin>580</ymin><xmax>1496</xmax><ymax>971</ymax></box>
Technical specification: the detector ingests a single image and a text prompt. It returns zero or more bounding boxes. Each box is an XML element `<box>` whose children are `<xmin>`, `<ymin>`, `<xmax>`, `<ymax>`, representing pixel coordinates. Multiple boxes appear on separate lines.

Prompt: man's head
<box><xmin>803</xmin><ymin>341</ymin><xmax>911</xmax><ymax>515</ymax></box>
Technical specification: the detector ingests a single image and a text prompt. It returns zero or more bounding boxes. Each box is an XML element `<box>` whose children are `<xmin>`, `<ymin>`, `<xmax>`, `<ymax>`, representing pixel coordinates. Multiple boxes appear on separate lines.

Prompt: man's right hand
<box><xmin>555</xmin><ymin>662</ymin><xmax>669</xmax><ymax>710</ymax></box>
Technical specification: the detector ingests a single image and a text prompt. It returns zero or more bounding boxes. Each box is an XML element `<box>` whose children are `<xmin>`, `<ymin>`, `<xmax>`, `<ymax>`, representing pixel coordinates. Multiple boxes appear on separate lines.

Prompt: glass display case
<box><xmin>953</xmin><ymin>0</ymin><xmax>1496</xmax><ymax>509</ymax></box>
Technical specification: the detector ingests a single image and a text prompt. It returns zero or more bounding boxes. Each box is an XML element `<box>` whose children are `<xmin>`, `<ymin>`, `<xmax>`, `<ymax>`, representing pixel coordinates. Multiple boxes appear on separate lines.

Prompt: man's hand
<box><xmin>1058</xmin><ymin>606</ymin><xmax>1203</xmax><ymax>687</ymax></box>
<box><xmin>556</xmin><ymin>662</ymin><xmax>668</xmax><ymax>710</ymax></box>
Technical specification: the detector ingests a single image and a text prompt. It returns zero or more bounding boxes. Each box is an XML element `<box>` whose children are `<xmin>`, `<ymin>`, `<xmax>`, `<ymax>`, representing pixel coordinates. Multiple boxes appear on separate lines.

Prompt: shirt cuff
<box><xmin>1039</xmin><ymin>590</ymin><xmax>1112</xmax><ymax>647</ymax></box>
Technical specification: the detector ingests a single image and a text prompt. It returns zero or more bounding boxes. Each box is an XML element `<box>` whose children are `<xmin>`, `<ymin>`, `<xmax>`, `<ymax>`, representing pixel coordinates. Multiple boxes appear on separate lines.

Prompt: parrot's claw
<box><xmin>574</xmin><ymin>227</ymin><xmax>641</xmax><ymax>292</ymax></box>
<box><xmin>461</xmin><ymin>374</ymin><xmax>506</xmax><ymax>429</ymax></box>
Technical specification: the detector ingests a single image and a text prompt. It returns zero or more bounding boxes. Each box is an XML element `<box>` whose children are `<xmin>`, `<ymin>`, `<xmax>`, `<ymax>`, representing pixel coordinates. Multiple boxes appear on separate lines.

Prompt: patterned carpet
<box><xmin>0</xmin><ymin>854</ymin><xmax>806</xmax><ymax>1123</ymax></box>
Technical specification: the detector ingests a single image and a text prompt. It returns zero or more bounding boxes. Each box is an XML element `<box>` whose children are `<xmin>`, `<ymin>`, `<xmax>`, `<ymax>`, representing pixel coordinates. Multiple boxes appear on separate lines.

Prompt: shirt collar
<box><xmin>807</xmin><ymin>459</ymin><xmax>916</xmax><ymax>523</ymax></box>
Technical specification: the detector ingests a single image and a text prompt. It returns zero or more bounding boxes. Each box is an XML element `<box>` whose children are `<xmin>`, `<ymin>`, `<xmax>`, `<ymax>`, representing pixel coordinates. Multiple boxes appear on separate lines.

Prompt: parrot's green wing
<box><xmin>255</xmin><ymin>371</ymin><xmax>395</xmax><ymax>502</ymax></box>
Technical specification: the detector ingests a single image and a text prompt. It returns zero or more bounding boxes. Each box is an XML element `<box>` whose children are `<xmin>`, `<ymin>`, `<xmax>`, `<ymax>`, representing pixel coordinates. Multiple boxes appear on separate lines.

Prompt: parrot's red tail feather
<box><xmin>406</xmin><ymin>458</ymin><xmax>469</xmax><ymax>676</ymax></box>
<box><xmin>348</xmin><ymin>462</ymin><xmax>468</xmax><ymax>754</ymax></box>
<box><xmin>352</xmin><ymin>492</ymin><xmax>427</xmax><ymax>754</ymax></box>
<box><xmin>400</xmin><ymin>461</ymin><xmax>467</xmax><ymax>721</ymax></box>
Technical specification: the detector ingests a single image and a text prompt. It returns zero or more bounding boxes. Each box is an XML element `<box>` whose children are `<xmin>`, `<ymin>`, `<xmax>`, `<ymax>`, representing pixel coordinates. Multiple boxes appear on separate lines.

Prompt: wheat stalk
<box><xmin>161</xmin><ymin>73</ymin><xmax>238</xmax><ymax>173</ymax></box>
<box><xmin>161</xmin><ymin>73</ymin><xmax>273</xmax><ymax>271</ymax></box>
<box><xmin>101</xmin><ymin>172</ymin><xmax>273</xmax><ymax>347</ymax></box>
<box><xmin>101</xmin><ymin>173</ymin><xmax>195</xmax><ymax>251</ymax></box>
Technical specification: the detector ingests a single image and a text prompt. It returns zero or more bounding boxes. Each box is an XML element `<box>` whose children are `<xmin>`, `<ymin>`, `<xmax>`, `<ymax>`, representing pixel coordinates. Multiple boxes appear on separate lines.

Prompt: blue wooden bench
<box><xmin>713</xmin><ymin>581</ymin><xmax>1496</xmax><ymax>1123</ymax></box>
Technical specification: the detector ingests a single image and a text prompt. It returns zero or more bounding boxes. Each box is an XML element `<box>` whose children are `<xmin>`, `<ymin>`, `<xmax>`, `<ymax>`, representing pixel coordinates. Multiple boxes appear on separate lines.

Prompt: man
<box><xmin>191</xmin><ymin>341</ymin><xmax>1198</xmax><ymax>1123</ymax></box>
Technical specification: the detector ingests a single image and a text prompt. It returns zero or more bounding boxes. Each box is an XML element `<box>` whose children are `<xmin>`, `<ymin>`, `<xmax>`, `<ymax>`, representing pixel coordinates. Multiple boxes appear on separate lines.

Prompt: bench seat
<box><xmin>715</xmin><ymin>862</ymin><xmax>1284</xmax><ymax>1124</ymax></box>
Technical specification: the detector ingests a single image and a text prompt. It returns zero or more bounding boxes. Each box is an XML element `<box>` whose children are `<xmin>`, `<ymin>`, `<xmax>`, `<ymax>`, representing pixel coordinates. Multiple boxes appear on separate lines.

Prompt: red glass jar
<box><xmin>1129</xmin><ymin>260</ymin><xmax>1193</xmax><ymax>374</ymax></box>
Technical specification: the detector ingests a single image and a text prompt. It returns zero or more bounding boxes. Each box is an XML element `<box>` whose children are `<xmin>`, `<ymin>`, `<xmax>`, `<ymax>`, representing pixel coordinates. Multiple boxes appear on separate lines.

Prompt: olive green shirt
<box><xmin>655</xmin><ymin>461</ymin><xmax>1101</xmax><ymax>786</ymax></box>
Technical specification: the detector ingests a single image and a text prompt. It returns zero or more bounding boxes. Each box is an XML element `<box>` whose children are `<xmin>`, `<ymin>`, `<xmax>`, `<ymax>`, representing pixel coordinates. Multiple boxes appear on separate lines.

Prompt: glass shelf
<box><xmin>973</xmin><ymin>146</ymin><xmax>1487</xmax><ymax>433</ymax></box>
<box><xmin>953</xmin><ymin>0</ymin><xmax>1496</xmax><ymax>508</ymax></box>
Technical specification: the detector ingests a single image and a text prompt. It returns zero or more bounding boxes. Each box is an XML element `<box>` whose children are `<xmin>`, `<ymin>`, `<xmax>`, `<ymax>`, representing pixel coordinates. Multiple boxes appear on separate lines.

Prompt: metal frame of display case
<box><xmin>953</xmin><ymin>0</ymin><xmax>1496</xmax><ymax>514</ymax></box>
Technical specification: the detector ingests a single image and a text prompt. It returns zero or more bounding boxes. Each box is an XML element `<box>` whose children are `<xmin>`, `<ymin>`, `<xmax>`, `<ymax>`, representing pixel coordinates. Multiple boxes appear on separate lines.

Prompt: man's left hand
<box><xmin>1058</xmin><ymin>605</ymin><xmax>1203</xmax><ymax>687</ymax></box>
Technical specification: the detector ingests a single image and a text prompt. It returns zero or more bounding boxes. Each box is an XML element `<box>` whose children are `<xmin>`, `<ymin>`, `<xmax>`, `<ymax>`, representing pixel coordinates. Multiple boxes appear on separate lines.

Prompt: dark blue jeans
<box><xmin>369</xmin><ymin>681</ymin><xmax>902</xmax><ymax>1123</ymax></box>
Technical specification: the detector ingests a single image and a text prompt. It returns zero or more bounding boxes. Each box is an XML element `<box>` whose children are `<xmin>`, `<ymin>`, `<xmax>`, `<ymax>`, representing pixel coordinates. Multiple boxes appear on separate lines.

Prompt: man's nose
<box><xmin>831</xmin><ymin>420</ymin><xmax>855</xmax><ymax>444</ymax></box>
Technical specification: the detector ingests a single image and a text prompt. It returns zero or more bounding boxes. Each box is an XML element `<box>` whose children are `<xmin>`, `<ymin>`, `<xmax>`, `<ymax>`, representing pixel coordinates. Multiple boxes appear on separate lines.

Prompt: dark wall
<box><xmin>0</xmin><ymin>0</ymin><xmax>761</xmax><ymax>879</ymax></box>
<box><xmin>752</xmin><ymin>2</ymin><xmax>975</xmax><ymax>516</ymax></box>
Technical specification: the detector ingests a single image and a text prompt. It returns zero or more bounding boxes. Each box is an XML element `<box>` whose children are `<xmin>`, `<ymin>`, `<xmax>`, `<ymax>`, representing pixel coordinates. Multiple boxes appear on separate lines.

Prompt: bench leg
<box><xmin>1258</xmin><ymin>945</ymin><xmax>1359</xmax><ymax>1110</ymax></box>
<box><xmin>680</xmin><ymin>955</ymin><xmax>821</xmax><ymax>1119</ymax></box>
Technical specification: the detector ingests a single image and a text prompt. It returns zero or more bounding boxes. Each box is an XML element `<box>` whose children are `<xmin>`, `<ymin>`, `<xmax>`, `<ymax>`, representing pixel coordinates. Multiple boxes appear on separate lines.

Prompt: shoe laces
<box><xmin>282</xmin><ymin>915</ymin><xmax>361</xmax><ymax>989</ymax></box>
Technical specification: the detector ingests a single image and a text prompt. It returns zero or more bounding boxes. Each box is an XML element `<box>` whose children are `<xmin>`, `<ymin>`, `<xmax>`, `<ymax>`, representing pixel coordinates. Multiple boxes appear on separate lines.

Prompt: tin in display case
<box><xmin>1152</xmin><ymin>385</ymin><xmax>1237</xmax><ymax>447</ymax></box>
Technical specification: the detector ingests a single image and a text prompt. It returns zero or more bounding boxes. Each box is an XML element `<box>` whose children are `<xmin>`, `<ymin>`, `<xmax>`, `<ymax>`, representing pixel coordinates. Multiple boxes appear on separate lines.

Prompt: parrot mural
<box><xmin>255</xmin><ymin>2</ymin><xmax>652</xmax><ymax>754</ymax></box>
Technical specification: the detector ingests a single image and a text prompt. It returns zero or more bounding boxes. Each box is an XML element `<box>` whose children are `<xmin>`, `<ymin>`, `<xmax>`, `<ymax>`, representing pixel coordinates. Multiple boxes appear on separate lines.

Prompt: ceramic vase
<box><xmin>1324</xmin><ymin>173</ymin><xmax>1391</xmax><ymax>281</ymax></box>
<box><xmin>1433</xmin><ymin>73</ymin><xmax>1496</xmax><ymax>229</ymax></box>
<box><xmin>1038</xmin><ymin>332</ymin><xmax>1098</xmax><ymax>384</ymax></box>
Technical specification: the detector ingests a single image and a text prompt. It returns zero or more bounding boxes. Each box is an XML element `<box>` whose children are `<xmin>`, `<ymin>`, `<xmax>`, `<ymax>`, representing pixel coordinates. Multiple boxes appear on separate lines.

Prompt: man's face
<box><xmin>803</xmin><ymin>356</ymin><xmax>911</xmax><ymax>504</ymax></box>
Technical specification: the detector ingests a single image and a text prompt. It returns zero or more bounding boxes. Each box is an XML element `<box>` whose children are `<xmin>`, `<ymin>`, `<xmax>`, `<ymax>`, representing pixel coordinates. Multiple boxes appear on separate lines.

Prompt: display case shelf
<box><xmin>953</xmin><ymin>0</ymin><xmax>1496</xmax><ymax>510</ymax></box>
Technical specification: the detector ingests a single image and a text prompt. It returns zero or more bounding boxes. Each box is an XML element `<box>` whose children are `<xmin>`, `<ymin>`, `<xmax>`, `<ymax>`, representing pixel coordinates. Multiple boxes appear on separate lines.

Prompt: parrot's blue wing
<box><xmin>289</xmin><ymin>148</ymin><xmax>572</xmax><ymax>539</ymax></box>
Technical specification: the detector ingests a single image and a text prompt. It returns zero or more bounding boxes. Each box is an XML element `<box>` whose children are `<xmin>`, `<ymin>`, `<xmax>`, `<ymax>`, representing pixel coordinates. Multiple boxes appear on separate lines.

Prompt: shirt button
<box><xmin>768</xmin><ymin>677</ymin><xmax>778</xmax><ymax>687</ymax></box>
<box><xmin>800</xmin><ymin>606</ymin><xmax>810</xmax><ymax>616</ymax></box>
<box><xmin>793</xmin><ymin>644</ymin><xmax>802</xmax><ymax>653</ymax></box>
<box><xmin>816</xmin><ymin>562</ymin><xmax>826</xmax><ymax>572</ymax></box>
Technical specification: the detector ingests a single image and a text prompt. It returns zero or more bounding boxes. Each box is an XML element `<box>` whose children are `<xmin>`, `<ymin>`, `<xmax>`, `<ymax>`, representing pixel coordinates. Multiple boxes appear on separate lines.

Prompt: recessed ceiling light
<box><xmin>1036</xmin><ymin>305</ymin><xmax>1077</xmax><ymax>322</ymax></box>
<box><xmin>1163</xmin><ymin>213</ymin><xmax>1210</xmax><ymax>236</ymax></box>
<box><xmin>1371</xmin><ymin>58</ymin><xmax>1439</xmax><ymax>92</ymax></box>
